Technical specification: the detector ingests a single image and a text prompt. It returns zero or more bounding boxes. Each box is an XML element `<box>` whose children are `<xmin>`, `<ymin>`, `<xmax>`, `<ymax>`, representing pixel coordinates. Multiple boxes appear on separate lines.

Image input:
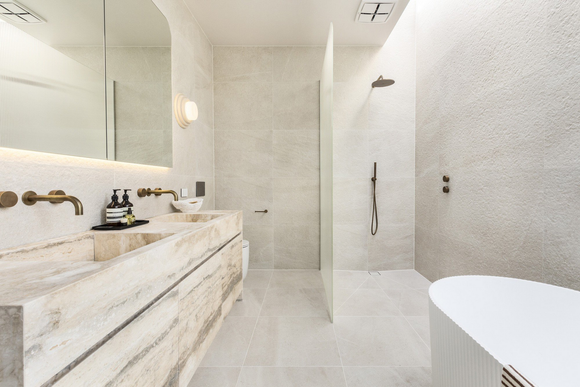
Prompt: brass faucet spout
<box><xmin>137</xmin><ymin>188</ymin><xmax>178</xmax><ymax>201</ymax></box>
<box><xmin>22</xmin><ymin>190</ymin><xmax>84</xmax><ymax>215</ymax></box>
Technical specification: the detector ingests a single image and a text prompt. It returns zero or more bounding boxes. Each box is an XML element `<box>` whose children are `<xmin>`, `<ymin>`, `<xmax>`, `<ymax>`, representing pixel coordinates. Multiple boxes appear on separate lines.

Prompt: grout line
<box><xmin>333</xmin><ymin>270</ymin><xmax>374</xmax><ymax>314</ymax></box>
<box><xmin>402</xmin><ymin>313</ymin><xmax>431</xmax><ymax>350</ymax></box>
<box><xmin>375</xmin><ymin>271</ymin><xmax>431</xmax><ymax>351</ymax></box>
<box><xmin>331</xmin><ymin>312</ymin><xmax>348</xmax><ymax>386</ymax></box>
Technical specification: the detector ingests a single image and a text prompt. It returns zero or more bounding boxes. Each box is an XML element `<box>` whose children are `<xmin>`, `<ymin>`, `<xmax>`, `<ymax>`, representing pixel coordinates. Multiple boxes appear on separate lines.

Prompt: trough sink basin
<box><xmin>152</xmin><ymin>213</ymin><xmax>223</xmax><ymax>223</ymax></box>
<box><xmin>0</xmin><ymin>231</ymin><xmax>175</xmax><ymax>263</ymax></box>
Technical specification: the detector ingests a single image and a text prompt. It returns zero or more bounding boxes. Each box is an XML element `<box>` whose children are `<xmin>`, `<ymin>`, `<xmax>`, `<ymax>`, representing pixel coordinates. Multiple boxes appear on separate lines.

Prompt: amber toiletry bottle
<box><xmin>121</xmin><ymin>189</ymin><xmax>134</xmax><ymax>217</ymax></box>
<box><xmin>106</xmin><ymin>189</ymin><xmax>126</xmax><ymax>225</ymax></box>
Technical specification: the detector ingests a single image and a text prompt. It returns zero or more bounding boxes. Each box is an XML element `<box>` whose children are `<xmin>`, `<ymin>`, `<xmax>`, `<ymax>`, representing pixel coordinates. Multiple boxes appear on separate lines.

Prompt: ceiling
<box><xmin>184</xmin><ymin>0</ymin><xmax>410</xmax><ymax>46</ymax></box>
<box><xmin>10</xmin><ymin>0</ymin><xmax>170</xmax><ymax>47</ymax></box>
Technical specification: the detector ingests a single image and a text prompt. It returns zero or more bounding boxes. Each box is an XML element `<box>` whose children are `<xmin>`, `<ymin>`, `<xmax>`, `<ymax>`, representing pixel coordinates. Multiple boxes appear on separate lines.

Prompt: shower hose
<box><xmin>371</xmin><ymin>163</ymin><xmax>378</xmax><ymax>235</ymax></box>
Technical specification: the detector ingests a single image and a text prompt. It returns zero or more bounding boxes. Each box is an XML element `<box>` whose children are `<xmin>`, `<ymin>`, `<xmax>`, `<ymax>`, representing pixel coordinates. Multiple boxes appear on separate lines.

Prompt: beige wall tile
<box><xmin>214</xmin><ymin>47</ymin><xmax>273</xmax><ymax>82</ymax></box>
<box><xmin>216</xmin><ymin>177</ymin><xmax>273</xmax><ymax>226</ymax></box>
<box><xmin>273</xmin><ymin>82</ymin><xmax>320</xmax><ymax>130</ymax></box>
<box><xmin>214</xmin><ymin>48</ymin><xmax>321</xmax><ymax>271</ymax></box>
<box><xmin>214</xmin><ymin>82</ymin><xmax>273</xmax><ymax>131</ymax></box>
<box><xmin>274</xmin><ymin>225</ymin><xmax>320</xmax><ymax>269</ymax></box>
<box><xmin>215</xmin><ymin>130</ymin><xmax>273</xmax><ymax>178</ymax></box>
<box><xmin>272</xmin><ymin>178</ymin><xmax>320</xmax><ymax>225</ymax></box>
<box><xmin>273</xmin><ymin>130</ymin><xmax>319</xmax><ymax>179</ymax></box>
<box><xmin>272</xmin><ymin>47</ymin><xmax>325</xmax><ymax>82</ymax></box>
<box><xmin>369</xmin><ymin>130</ymin><xmax>414</xmax><ymax>178</ymax></box>
<box><xmin>333</xmin><ymin>178</ymin><xmax>370</xmax><ymax>226</ymax></box>
<box><xmin>368</xmin><ymin>225</ymin><xmax>414</xmax><ymax>271</ymax></box>
<box><xmin>333</xmin><ymin>224</ymin><xmax>368</xmax><ymax>271</ymax></box>
<box><xmin>244</xmin><ymin>225</ymin><xmax>274</xmax><ymax>269</ymax></box>
<box><xmin>333</xmin><ymin>130</ymin><xmax>369</xmax><ymax>179</ymax></box>
<box><xmin>333</xmin><ymin>82</ymin><xmax>369</xmax><ymax>131</ymax></box>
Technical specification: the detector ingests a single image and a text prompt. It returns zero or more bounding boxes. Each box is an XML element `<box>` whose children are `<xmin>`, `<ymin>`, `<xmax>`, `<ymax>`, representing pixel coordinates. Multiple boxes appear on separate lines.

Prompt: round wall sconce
<box><xmin>174</xmin><ymin>93</ymin><xmax>198</xmax><ymax>128</ymax></box>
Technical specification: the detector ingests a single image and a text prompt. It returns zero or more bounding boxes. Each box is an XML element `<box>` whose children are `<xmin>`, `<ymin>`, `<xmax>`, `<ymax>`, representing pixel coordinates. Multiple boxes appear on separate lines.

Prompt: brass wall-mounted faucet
<box><xmin>137</xmin><ymin>188</ymin><xmax>178</xmax><ymax>201</ymax></box>
<box><xmin>22</xmin><ymin>190</ymin><xmax>84</xmax><ymax>215</ymax></box>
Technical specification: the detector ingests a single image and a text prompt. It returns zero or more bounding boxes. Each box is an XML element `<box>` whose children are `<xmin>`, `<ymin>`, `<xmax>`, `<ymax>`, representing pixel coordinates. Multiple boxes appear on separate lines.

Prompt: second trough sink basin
<box><xmin>0</xmin><ymin>231</ymin><xmax>175</xmax><ymax>263</ymax></box>
<box><xmin>152</xmin><ymin>213</ymin><xmax>223</xmax><ymax>223</ymax></box>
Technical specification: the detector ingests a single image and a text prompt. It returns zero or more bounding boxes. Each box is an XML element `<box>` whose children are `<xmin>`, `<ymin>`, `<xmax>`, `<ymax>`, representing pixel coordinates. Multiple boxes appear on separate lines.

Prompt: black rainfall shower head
<box><xmin>372</xmin><ymin>75</ymin><xmax>395</xmax><ymax>88</ymax></box>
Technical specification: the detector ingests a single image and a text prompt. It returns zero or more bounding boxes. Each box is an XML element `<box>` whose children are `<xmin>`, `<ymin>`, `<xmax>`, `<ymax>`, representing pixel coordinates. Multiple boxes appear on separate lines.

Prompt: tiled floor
<box><xmin>189</xmin><ymin>269</ymin><xmax>432</xmax><ymax>387</ymax></box>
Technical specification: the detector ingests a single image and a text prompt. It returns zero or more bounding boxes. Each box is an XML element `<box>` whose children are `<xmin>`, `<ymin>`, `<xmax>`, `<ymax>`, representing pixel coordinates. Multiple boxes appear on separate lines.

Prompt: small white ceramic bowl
<box><xmin>172</xmin><ymin>198</ymin><xmax>203</xmax><ymax>213</ymax></box>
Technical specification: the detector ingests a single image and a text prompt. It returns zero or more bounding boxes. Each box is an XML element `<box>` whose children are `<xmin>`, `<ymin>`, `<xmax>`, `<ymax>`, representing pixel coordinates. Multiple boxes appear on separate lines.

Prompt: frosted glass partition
<box><xmin>320</xmin><ymin>23</ymin><xmax>334</xmax><ymax>321</ymax></box>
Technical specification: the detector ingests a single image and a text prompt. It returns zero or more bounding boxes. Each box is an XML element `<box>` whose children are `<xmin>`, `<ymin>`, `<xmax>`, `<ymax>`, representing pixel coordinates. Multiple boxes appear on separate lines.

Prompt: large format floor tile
<box><xmin>374</xmin><ymin>276</ymin><xmax>430</xmax><ymax>316</ymax></box>
<box><xmin>334</xmin><ymin>316</ymin><xmax>431</xmax><ymax>366</ymax></box>
<box><xmin>244</xmin><ymin>316</ymin><xmax>342</xmax><ymax>366</ymax></box>
<box><xmin>378</xmin><ymin>270</ymin><xmax>431</xmax><ymax>289</ymax></box>
<box><xmin>407</xmin><ymin>316</ymin><xmax>431</xmax><ymax>347</ymax></box>
<box><xmin>199</xmin><ymin>317</ymin><xmax>257</xmax><ymax>367</ymax></box>
<box><xmin>243</xmin><ymin>270</ymin><xmax>272</xmax><ymax>289</ymax></box>
<box><xmin>237</xmin><ymin>367</ymin><xmax>346</xmax><ymax>387</ymax></box>
<box><xmin>334</xmin><ymin>270</ymin><xmax>373</xmax><ymax>289</ymax></box>
<box><xmin>229</xmin><ymin>288</ymin><xmax>267</xmax><ymax>317</ymax></box>
<box><xmin>188</xmin><ymin>367</ymin><xmax>241</xmax><ymax>387</ymax></box>
<box><xmin>193</xmin><ymin>269</ymin><xmax>433</xmax><ymax>386</ymax></box>
<box><xmin>343</xmin><ymin>367</ymin><xmax>432</xmax><ymax>387</ymax></box>
<box><xmin>260</xmin><ymin>288</ymin><xmax>328</xmax><ymax>317</ymax></box>
<box><xmin>269</xmin><ymin>270</ymin><xmax>324</xmax><ymax>288</ymax></box>
<box><xmin>335</xmin><ymin>288</ymin><xmax>402</xmax><ymax>317</ymax></box>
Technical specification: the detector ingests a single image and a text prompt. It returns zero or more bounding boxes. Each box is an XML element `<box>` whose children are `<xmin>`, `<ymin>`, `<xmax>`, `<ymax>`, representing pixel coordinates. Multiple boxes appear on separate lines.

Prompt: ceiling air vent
<box><xmin>0</xmin><ymin>1</ymin><xmax>44</xmax><ymax>23</ymax></box>
<box><xmin>356</xmin><ymin>2</ymin><xmax>394</xmax><ymax>23</ymax></box>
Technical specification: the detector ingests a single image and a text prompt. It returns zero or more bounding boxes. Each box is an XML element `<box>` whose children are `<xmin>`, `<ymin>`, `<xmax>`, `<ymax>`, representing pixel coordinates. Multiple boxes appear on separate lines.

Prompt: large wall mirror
<box><xmin>0</xmin><ymin>0</ymin><xmax>172</xmax><ymax>167</ymax></box>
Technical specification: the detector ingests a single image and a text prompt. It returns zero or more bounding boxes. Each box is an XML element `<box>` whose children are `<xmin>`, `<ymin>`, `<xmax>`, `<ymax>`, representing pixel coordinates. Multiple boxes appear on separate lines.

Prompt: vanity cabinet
<box><xmin>0</xmin><ymin>211</ymin><xmax>243</xmax><ymax>387</ymax></box>
<box><xmin>51</xmin><ymin>236</ymin><xmax>242</xmax><ymax>387</ymax></box>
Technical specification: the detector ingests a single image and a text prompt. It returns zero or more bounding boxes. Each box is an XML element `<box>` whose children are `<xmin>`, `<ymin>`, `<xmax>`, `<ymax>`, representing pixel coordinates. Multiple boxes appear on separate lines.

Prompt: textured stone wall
<box><xmin>415</xmin><ymin>0</ymin><xmax>580</xmax><ymax>290</ymax></box>
<box><xmin>0</xmin><ymin>0</ymin><xmax>214</xmax><ymax>250</ymax></box>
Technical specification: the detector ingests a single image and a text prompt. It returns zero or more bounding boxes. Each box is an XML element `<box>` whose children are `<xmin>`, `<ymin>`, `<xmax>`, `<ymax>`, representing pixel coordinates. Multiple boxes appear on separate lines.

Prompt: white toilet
<box><xmin>242</xmin><ymin>240</ymin><xmax>249</xmax><ymax>280</ymax></box>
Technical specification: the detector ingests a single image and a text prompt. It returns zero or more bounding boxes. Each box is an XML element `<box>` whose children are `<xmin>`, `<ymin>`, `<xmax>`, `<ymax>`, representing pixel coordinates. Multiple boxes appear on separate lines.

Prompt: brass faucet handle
<box><xmin>0</xmin><ymin>191</ymin><xmax>18</xmax><ymax>208</ymax></box>
<box><xmin>153</xmin><ymin>187</ymin><xmax>163</xmax><ymax>197</ymax></box>
<box><xmin>22</xmin><ymin>191</ymin><xmax>38</xmax><ymax>206</ymax></box>
<box><xmin>137</xmin><ymin>188</ymin><xmax>149</xmax><ymax>198</ymax></box>
<box><xmin>48</xmin><ymin>190</ymin><xmax>66</xmax><ymax>204</ymax></box>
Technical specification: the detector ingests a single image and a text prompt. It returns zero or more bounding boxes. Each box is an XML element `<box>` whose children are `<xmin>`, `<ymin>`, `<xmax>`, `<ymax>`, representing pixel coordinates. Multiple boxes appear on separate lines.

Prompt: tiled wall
<box><xmin>0</xmin><ymin>0</ymin><xmax>214</xmax><ymax>250</ymax></box>
<box><xmin>333</xmin><ymin>0</ymin><xmax>416</xmax><ymax>271</ymax></box>
<box><xmin>213</xmin><ymin>47</ymin><xmax>323</xmax><ymax>269</ymax></box>
<box><xmin>214</xmin><ymin>1</ymin><xmax>416</xmax><ymax>271</ymax></box>
<box><xmin>415</xmin><ymin>0</ymin><xmax>580</xmax><ymax>290</ymax></box>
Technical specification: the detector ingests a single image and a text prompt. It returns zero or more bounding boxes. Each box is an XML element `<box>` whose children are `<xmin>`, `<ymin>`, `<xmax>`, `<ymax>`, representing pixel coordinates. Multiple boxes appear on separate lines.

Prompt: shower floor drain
<box><xmin>368</xmin><ymin>271</ymin><xmax>381</xmax><ymax>276</ymax></box>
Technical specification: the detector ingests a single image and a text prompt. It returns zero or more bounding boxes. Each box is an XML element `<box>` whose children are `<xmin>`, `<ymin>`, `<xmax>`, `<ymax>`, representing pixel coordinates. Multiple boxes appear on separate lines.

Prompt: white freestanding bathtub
<box><xmin>429</xmin><ymin>276</ymin><xmax>580</xmax><ymax>387</ymax></box>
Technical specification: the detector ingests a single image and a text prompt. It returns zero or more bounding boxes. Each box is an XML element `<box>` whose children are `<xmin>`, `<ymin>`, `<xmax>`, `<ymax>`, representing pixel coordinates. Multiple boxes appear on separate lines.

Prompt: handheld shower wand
<box><xmin>371</xmin><ymin>162</ymin><xmax>378</xmax><ymax>235</ymax></box>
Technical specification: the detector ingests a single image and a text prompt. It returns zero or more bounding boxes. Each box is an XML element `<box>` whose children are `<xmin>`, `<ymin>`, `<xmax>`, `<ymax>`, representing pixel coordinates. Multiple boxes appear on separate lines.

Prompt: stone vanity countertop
<box><xmin>0</xmin><ymin>210</ymin><xmax>241</xmax><ymax>306</ymax></box>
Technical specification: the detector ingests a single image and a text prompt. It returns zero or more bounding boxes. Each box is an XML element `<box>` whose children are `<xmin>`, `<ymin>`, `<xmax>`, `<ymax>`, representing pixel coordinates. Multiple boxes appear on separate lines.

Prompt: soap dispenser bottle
<box><xmin>121</xmin><ymin>189</ymin><xmax>134</xmax><ymax>217</ymax></box>
<box><xmin>106</xmin><ymin>189</ymin><xmax>126</xmax><ymax>225</ymax></box>
<box><xmin>125</xmin><ymin>207</ymin><xmax>136</xmax><ymax>226</ymax></box>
